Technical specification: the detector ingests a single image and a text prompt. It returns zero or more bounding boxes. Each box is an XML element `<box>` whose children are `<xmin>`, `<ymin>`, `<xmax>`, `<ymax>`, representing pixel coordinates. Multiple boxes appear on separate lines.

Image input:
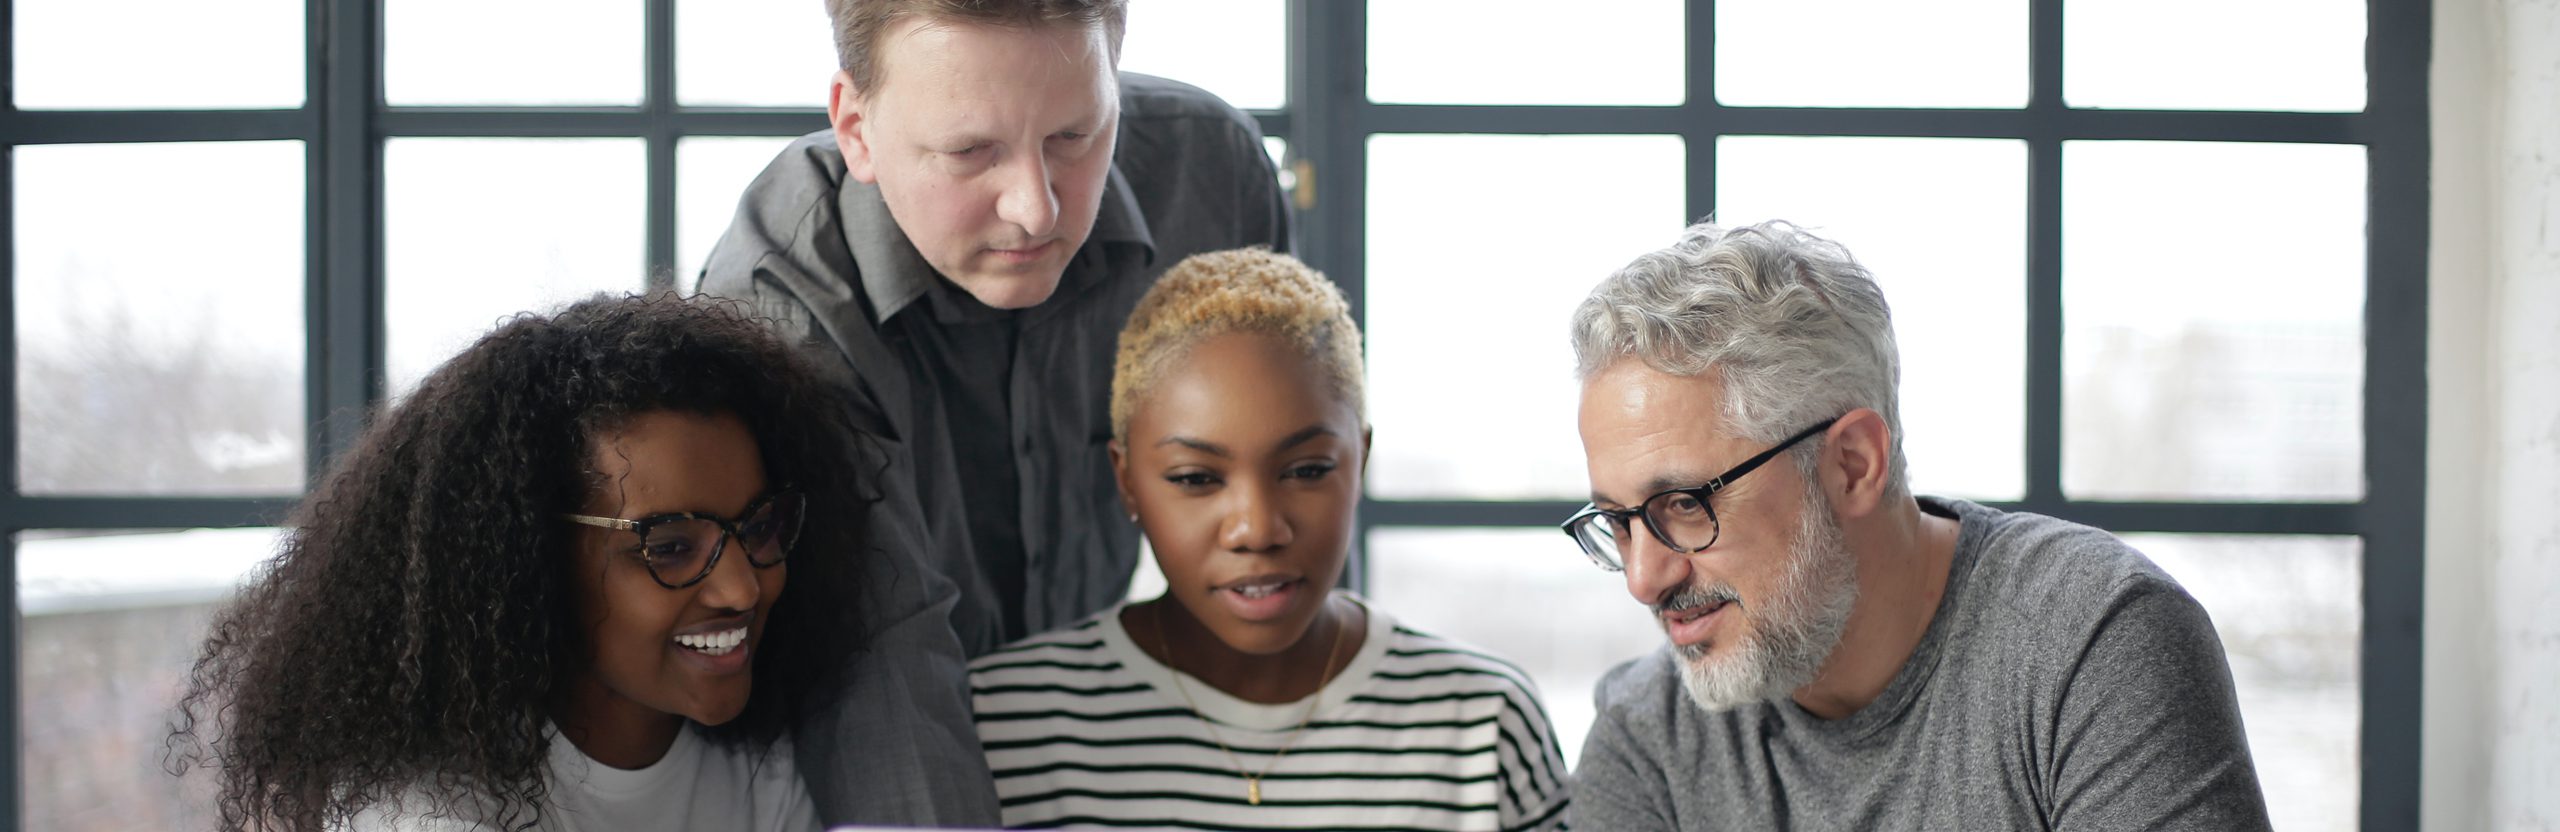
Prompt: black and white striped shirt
<box><xmin>970</xmin><ymin>597</ymin><xmax>1571</xmax><ymax>831</ymax></box>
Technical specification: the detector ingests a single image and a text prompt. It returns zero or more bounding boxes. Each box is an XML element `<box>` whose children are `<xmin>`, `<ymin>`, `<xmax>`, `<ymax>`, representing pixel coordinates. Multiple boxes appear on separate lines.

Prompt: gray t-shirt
<box><xmin>1572</xmin><ymin>497</ymin><xmax>2273</xmax><ymax>831</ymax></box>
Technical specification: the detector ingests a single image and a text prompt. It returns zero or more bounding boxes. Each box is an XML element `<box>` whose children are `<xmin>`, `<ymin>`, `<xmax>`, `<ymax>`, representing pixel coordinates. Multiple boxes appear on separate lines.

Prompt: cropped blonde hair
<box><xmin>1110</xmin><ymin>249</ymin><xmax>1365</xmax><ymax>443</ymax></box>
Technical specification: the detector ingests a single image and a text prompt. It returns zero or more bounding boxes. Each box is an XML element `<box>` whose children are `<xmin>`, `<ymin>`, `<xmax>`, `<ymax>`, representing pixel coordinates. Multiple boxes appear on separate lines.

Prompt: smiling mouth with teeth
<box><xmin>1228</xmin><ymin>578</ymin><xmax>1295</xmax><ymax>600</ymax></box>
<box><xmin>673</xmin><ymin>627</ymin><xmax>748</xmax><ymax>657</ymax></box>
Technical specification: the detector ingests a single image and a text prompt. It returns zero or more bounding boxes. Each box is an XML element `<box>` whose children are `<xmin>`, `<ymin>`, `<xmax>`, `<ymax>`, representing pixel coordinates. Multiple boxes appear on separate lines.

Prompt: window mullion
<box><xmin>2359</xmin><ymin>0</ymin><xmax>2434</xmax><ymax>826</ymax></box>
<box><xmin>2023</xmin><ymin>0</ymin><xmax>2065</xmax><ymax>511</ymax></box>
<box><xmin>645</xmin><ymin>0</ymin><xmax>678</xmax><ymax>292</ymax></box>
<box><xmin>315</xmin><ymin>0</ymin><xmax>384</xmax><ymax>468</ymax></box>
<box><xmin>1303</xmin><ymin>0</ymin><xmax>1371</xmax><ymax>590</ymax></box>
<box><xmin>1685</xmin><ymin>0</ymin><xmax>1717</xmax><ymax>225</ymax></box>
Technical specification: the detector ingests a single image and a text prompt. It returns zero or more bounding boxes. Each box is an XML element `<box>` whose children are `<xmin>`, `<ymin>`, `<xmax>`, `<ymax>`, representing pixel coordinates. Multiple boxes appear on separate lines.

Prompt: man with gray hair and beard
<box><xmin>1562</xmin><ymin>220</ymin><xmax>2272</xmax><ymax>830</ymax></box>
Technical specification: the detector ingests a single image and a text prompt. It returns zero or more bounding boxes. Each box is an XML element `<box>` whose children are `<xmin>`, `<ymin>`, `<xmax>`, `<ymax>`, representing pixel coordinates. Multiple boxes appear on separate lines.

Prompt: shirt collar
<box><xmin>840</xmin><ymin>162</ymin><xmax>1156</xmax><ymax>326</ymax></box>
<box><xmin>838</xmin><ymin>177</ymin><xmax>937</xmax><ymax>325</ymax></box>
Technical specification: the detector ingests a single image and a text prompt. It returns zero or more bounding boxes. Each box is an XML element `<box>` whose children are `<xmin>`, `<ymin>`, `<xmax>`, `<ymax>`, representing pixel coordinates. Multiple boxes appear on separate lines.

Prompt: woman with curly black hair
<box><xmin>169</xmin><ymin>294</ymin><xmax>870</xmax><ymax>831</ymax></box>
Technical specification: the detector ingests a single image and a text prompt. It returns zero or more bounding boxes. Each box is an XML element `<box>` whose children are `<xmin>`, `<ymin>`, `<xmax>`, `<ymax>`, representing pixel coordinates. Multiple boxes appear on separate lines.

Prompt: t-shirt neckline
<box><xmin>1785</xmin><ymin>496</ymin><xmax>1989</xmax><ymax>741</ymax></box>
<box><xmin>546</xmin><ymin>719</ymin><xmax>705</xmax><ymax>798</ymax></box>
<box><xmin>1097</xmin><ymin>591</ymin><xmax>1396</xmax><ymax>732</ymax></box>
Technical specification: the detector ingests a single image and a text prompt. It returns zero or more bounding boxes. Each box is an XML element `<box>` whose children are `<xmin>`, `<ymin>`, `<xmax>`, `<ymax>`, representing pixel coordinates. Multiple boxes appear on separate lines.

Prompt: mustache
<box><xmin>1654</xmin><ymin>583</ymin><xmax>1741</xmax><ymax>617</ymax></box>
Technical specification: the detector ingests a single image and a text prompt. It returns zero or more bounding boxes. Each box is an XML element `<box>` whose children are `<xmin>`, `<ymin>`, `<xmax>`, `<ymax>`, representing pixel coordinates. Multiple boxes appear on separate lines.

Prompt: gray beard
<box><xmin>1668</xmin><ymin>476</ymin><xmax>1860</xmax><ymax>713</ymax></box>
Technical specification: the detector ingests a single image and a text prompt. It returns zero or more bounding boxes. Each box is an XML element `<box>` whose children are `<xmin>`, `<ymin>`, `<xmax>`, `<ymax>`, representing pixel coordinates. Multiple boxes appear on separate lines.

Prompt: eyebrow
<box><xmin>1157</xmin><ymin>436</ymin><xmax>1230</xmax><ymax>457</ymax></box>
<box><xmin>1154</xmin><ymin>425</ymin><xmax>1339</xmax><ymax>459</ymax></box>
<box><xmin>1276</xmin><ymin>424</ymin><xmax>1337</xmax><ymax>451</ymax></box>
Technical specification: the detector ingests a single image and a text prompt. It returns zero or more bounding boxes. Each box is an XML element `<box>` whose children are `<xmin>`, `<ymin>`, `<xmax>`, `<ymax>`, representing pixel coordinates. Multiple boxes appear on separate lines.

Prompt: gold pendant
<box><xmin>1247</xmin><ymin>778</ymin><xmax>1262</xmax><ymax>805</ymax></box>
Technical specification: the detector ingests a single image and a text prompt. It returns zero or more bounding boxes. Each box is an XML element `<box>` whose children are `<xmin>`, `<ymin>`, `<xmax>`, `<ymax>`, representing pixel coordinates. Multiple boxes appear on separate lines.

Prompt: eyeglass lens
<box><xmin>1570</xmin><ymin>492</ymin><xmax>1721</xmax><ymax>569</ymax></box>
<box><xmin>639</xmin><ymin>494</ymin><xmax>804</xmax><ymax>584</ymax></box>
<box><xmin>1640</xmin><ymin>490</ymin><xmax>1720</xmax><ymax>551</ymax></box>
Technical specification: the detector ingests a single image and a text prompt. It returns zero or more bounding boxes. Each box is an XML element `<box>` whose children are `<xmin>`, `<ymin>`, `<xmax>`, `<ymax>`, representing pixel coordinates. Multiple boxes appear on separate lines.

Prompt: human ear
<box><xmin>1823</xmin><ymin>408</ymin><xmax>1894</xmax><ymax>520</ymax></box>
<box><xmin>1108</xmin><ymin>439</ymin><xmax>1139</xmax><ymax>524</ymax></box>
<box><xmin>829</xmin><ymin>70</ymin><xmax>880</xmax><ymax>184</ymax></box>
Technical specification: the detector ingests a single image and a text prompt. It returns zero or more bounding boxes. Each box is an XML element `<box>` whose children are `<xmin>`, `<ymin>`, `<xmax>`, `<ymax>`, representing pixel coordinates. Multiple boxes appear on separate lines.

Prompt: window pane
<box><xmin>2062</xmin><ymin>141</ymin><xmax>2364</xmax><ymax>501</ymax></box>
<box><xmin>13</xmin><ymin>0</ymin><xmax>304</xmax><ymax>109</ymax></box>
<box><xmin>1368</xmin><ymin>0</ymin><xmax>1683</xmax><ymax>106</ymax></box>
<box><xmin>678</xmin><ymin>136</ymin><xmax>803</xmax><ymax>293</ymax></box>
<box><xmin>14</xmin><ymin>142</ymin><xmax>307</xmax><ymax>495</ymax></box>
<box><xmin>2124</xmin><ymin>534</ymin><xmax>2359</xmax><ymax>832</ymax></box>
<box><xmin>1716</xmin><ymin>0</ymin><xmax>2026</xmax><ymax>108</ymax></box>
<box><xmin>1120</xmin><ymin>0</ymin><xmax>1286</xmax><ymax>110</ymax></box>
<box><xmin>2065</xmin><ymin>0</ymin><xmax>2366</xmax><ymax>112</ymax></box>
<box><xmin>1368</xmin><ymin>527</ymin><xmax>1660</xmax><ymax>766</ymax></box>
<box><xmin>1716</xmin><ymin>137</ymin><xmax>2028</xmax><ymax>500</ymax></box>
<box><xmin>385</xmin><ymin>138</ymin><xmax>646</xmax><ymax>394</ymax></box>
<box><xmin>1365</xmin><ymin>134</ymin><xmax>1687</xmax><ymax>500</ymax></box>
<box><xmin>18</xmin><ymin>528</ymin><xmax>285</xmax><ymax>830</ymax></box>
<box><xmin>385</xmin><ymin>0</ymin><xmax>642</xmax><ymax>106</ymax></box>
<box><xmin>676</xmin><ymin>0</ymin><xmax>838</xmax><ymax>107</ymax></box>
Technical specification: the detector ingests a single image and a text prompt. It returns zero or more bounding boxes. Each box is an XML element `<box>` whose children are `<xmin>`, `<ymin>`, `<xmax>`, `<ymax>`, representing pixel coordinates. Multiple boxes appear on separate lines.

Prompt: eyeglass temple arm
<box><xmin>1715</xmin><ymin>417</ymin><xmax>1842</xmax><ymax>488</ymax></box>
<box><xmin>561</xmin><ymin>513</ymin><xmax>638</xmax><ymax>532</ymax></box>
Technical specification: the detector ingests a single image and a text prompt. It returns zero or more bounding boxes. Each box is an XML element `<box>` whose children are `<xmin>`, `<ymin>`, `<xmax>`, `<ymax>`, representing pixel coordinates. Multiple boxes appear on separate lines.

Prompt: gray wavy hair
<box><xmin>1570</xmin><ymin>220</ymin><xmax>1908</xmax><ymax>497</ymax></box>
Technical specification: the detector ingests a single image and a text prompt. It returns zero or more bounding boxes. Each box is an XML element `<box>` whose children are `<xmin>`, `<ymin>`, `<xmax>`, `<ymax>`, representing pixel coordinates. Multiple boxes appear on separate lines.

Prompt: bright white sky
<box><xmin>14</xmin><ymin>141</ymin><xmax>307</xmax><ymax>362</ymax></box>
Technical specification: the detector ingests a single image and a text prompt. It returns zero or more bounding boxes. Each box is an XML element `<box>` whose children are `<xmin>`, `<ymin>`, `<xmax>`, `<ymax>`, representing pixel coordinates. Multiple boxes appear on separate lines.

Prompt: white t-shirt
<box><xmin>970</xmin><ymin>595</ymin><xmax>1573</xmax><ymax>831</ymax></box>
<box><xmin>349</xmin><ymin>724</ymin><xmax>821</xmax><ymax>832</ymax></box>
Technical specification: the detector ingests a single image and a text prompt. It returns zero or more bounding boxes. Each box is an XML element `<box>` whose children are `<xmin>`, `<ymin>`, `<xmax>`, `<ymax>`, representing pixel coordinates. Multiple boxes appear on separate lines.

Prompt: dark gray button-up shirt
<box><xmin>699</xmin><ymin>72</ymin><xmax>1293</xmax><ymax>827</ymax></box>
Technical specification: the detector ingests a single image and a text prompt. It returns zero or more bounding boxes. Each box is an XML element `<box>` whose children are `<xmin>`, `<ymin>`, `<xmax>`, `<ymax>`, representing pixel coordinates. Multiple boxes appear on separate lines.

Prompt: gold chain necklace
<box><xmin>1152</xmin><ymin>596</ymin><xmax>1353</xmax><ymax>806</ymax></box>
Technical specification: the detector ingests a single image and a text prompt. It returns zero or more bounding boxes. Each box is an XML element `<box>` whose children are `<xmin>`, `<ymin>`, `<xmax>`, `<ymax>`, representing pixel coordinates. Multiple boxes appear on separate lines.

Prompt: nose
<box><xmin>693</xmin><ymin>537</ymin><xmax>768</xmax><ymax>611</ymax></box>
<box><xmin>1620</xmin><ymin>523</ymin><xmax>1691</xmax><ymax>607</ymax></box>
<box><xmin>1219</xmin><ymin>480</ymin><xmax>1294</xmax><ymax>554</ymax></box>
<box><xmin>994</xmin><ymin>151</ymin><xmax>1060</xmax><ymax>239</ymax></box>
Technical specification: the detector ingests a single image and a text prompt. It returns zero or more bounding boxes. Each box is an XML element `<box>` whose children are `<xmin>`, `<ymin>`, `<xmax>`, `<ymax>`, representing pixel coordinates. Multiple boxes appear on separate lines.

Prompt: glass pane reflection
<box><xmin>1716</xmin><ymin>0</ymin><xmax>2026</xmax><ymax>108</ymax></box>
<box><xmin>14</xmin><ymin>142</ymin><xmax>308</xmax><ymax>496</ymax></box>
<box><xmin>385</xmin><ymin>138</ymin><xmax>647</xmax><ymax>394</ymax></box>
<box><xmin>2062</xmin><ymin>141</ymin><xmax>2365</xmax><ymax>501</ymax></box>
<box><xmin>1368</xmin><ymin>0</ymin><xmax>1683</xmax><ymax>106</ymax></box>
<box><xmin>1364</xmin><ymin>134</ymin><xmax>1687</xmax><ymax>500</ymax></box>
<box><xmin>18</xmin><ymin>528</ymin><xmax>285</xmax><ymax>830</ymax></box>
<box><xmin>13</xmin><ymin>0</ymin><xmax>304</xmax><ymax>109</ymax></box>
<box><xmin>2066</xmin><ymin>0</ymin><xmax>2366</xmax><ymax>112</ymax></box>
<box><xmin>385</xmin><ymin>0</ymin><xmax>643</xmax><ymax>106</ymax></box>
<box><xmin>1120</xmin><ymin>0</ymin><xmax>1288</xmax><ymax>110</ymax></box>
<box><xmin>676</xmin><ymin>0</ymin><xmax>839</xmax><ymax>107</ymax></box>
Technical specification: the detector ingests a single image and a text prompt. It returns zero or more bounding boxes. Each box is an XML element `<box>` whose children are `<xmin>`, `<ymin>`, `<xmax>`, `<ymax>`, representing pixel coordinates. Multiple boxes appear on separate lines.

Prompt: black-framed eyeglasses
<box><xmin>1560</xmin><ymin>417</ymin><xmax>1839</xmax><ymax>572</ymax></box>
<box><xmin>563</xmin><ymin>490</ymin><xmax>806</xmax><ymax>589</ymax></box>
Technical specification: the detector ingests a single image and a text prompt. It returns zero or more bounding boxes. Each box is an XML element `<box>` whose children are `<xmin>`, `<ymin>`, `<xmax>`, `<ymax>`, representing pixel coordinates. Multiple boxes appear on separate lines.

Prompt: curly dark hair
<box><xmin>168</xmin><ymin>294</ymin><xmax>873</xmax><ymax>831</ymax></box>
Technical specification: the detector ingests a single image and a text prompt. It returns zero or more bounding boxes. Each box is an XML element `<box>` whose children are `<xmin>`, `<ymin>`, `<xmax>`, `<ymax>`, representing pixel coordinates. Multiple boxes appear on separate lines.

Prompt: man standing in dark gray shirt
<box><xmin>696</xmin><ymin>0</ymin><xmax>1289</xmax><ymax>826</ymax></box>
<box><xmin>1561</xmin><ymin>221</ymin><xmax>2271</xmax><ymax>830</ymax></box>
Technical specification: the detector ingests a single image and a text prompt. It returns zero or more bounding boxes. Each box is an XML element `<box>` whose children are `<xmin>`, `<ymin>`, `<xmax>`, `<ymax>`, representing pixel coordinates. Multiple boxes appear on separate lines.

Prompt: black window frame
<box><xmin>0</xmin><ymin>1</ymin><xmax>2427</xmax><ymax>828</ymax></box>
<box><xmin>1320</xmin><ymin>5</ymin><xmax>2426</xmax><ymax>829</ymax></box>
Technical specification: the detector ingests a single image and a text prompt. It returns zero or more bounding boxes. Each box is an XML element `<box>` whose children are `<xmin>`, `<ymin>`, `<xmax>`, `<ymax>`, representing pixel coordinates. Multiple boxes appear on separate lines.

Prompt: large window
<box><xmin>1334</xmin><ymin>5</ymin><xmax>2421</xmax><ymax>832</ymax></box>
<box><xmin>3</xmin><ymin>1</ymin><xmax>2424</xmax><ymax>829</ymax></box>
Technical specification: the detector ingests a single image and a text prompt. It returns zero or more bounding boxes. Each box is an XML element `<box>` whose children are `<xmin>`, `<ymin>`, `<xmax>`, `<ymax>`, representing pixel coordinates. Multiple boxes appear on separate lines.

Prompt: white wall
<box><xmin>2427</xmin><ymin>0</ymin><xmax>2560</xmax><ymax>828</ymax></box>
